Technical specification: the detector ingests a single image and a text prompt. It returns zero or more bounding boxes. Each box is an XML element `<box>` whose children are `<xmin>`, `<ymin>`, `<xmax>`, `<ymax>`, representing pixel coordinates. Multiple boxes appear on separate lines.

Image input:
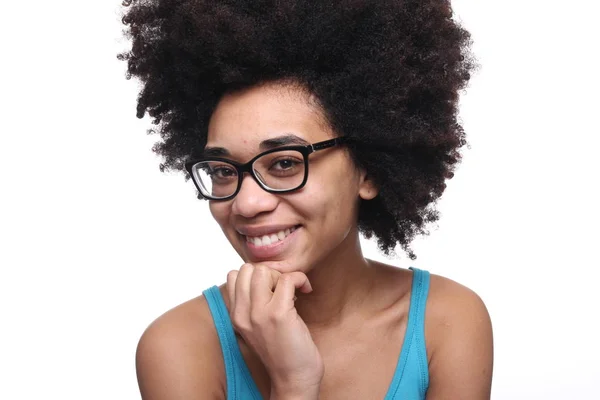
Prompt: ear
<box><xmin>358</xmin><ymin>170</ymin><xmax>378</xmax><ymax>200</ymax></box>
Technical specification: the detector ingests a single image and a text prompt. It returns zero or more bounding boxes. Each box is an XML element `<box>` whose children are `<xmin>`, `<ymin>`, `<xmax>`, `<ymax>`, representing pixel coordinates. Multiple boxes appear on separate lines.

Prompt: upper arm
<box><xmin>425</xmin><ymin>275</ymin><xmax>494</xmax><ymax>400</ymax></box>
<box><xmin>136</xmin><ymin>297</ymin><xmax>226</xmax><ymax>400</ymax></box>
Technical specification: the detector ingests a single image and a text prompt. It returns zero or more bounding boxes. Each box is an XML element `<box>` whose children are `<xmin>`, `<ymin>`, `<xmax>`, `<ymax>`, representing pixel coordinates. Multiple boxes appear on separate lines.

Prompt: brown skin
<box><xmin>135</xmin><ymin>83</ymin><xmax>493</xmax><ymax>399</ymax></box>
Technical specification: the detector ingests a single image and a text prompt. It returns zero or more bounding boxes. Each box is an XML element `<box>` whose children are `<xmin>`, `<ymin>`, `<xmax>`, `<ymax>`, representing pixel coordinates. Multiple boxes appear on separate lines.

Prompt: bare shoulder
<box><xmin>424</xmin><ymin>273</ymin><xmax>494</xmax><ymax>399</ymax></box>
<box><xmin>135</xmin><ymin>292</ymin><xmax>226</xmax><ymax>400</ymax></box>
<box><xmin>425</xmin><ymin>273</ymin><xmax>492</xmax><ymax>332</ymax></box>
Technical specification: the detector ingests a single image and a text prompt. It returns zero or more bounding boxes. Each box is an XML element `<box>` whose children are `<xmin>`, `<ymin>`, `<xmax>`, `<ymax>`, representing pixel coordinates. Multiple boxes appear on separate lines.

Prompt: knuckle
<box><xmin>251</xmin><ymin>266</ymin><xmax>269</xmax><ymax>285</ymax></box>
<box><xmin>240</xmin><ymin>263</ymin><xmax>254</xmax><ymax>271</ymax></box>
<box><xmin>255</xmin><ymin>265</ymin><xmax>270</xmax><ymax>275</ymax></box>
<box><xmin>231</xmin><ymin>310</ymin><xmax>248</xmax><ymax>330</ymax></box>
<box><xmin>249</xmin><ymin>310</ymin><xmax>264</xmax><ymax>325</ymax></box>
<box><xmin>230</xmin><ymin>307</ymin><xmax>243</xmax><ymax>321</ymax></box>
<box><xmin>267</xmin><ymin>309</ymin><xmax>286</xmax><ymax>323</ymax></box>
<box><xmin>227</xmin><ymin>270</ymin><xmax>238</xmax><ymax>280</ymax></box>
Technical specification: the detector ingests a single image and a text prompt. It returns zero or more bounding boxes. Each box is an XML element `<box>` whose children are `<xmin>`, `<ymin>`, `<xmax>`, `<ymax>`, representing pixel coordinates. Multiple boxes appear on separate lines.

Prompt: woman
<box><xmin>120</xmin><ymin>0</ymin><xmax>493</xmax><ymax>399</ymax></box>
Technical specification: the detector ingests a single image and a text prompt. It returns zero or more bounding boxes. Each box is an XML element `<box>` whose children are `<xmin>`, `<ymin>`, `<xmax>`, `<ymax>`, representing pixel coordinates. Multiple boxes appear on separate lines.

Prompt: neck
<box><xmin>293</xmin><ymin>229</ymin><xmax>378</xmax><ymax>329</ymax></box>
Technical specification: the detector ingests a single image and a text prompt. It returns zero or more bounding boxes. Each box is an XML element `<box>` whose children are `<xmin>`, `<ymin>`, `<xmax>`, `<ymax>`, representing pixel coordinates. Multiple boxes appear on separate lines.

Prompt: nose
<box><xmin>231</xmin><ymin>173</ymin><xmax>278</xmax><ymax>218</ymax></box>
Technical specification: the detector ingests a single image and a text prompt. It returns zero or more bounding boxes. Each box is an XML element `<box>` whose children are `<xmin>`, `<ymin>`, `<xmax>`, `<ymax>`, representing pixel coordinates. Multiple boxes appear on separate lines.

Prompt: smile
<box><xmin>245</xmin><ymin>226</ymin><xmax>298</xmax><ymax>247</ymax></box>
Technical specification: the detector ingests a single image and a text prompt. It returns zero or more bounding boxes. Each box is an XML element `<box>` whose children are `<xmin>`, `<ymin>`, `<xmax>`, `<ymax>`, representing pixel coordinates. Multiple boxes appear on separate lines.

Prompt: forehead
<box><xmin>206</xmin><ymin>83</ymin><xmax>331</xmax><ymax>157</ymax></box>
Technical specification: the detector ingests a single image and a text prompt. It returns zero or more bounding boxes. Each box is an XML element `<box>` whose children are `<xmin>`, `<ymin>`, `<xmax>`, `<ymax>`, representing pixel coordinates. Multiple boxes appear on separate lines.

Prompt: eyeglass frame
<box><xmin>184</xmin><ymin>137</ymin><xmax>347</xmax><ymax>201</ymax></box>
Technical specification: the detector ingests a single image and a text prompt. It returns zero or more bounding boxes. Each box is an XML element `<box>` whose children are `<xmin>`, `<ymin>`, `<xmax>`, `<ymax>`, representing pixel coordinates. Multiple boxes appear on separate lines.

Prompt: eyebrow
<box><xmin>202</xmin><ymin>134</ymin><xmax>310</xmax><ymax>158</ymax></box>
<box><xmin>259</xmin><ymin>134</ymin><xmax>310</xmax><ymax>150</ymax></box>
<box><xmin>201</xmin><ymin>147</ymin><xmax>230</xmax><ymax>158</ymax></box>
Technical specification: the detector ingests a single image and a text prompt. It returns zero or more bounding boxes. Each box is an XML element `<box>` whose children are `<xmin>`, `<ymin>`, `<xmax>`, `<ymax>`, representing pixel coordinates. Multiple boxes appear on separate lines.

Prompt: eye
<box><xmin>270</xmin><ymin>157</ymin><xmax>302</xmax><ymax>171</ymax></box>
<box><xmin>209</xmin><ymin>165</ymin><xmax>237</xmax><ymax>180</ymax></box>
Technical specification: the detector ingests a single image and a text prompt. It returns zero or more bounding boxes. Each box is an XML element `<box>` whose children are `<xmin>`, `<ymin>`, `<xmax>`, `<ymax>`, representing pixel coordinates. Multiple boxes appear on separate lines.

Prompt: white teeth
<box><xmin>246</xmin><ymin>227</ymin><xmax>297</xmax><ymax>247</ymax></box>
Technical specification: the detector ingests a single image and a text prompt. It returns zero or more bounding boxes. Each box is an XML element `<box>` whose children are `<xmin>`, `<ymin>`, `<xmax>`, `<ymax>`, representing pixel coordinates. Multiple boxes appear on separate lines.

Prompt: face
<box><xmin>206</xmin><ymin>82</ymin><xmax>377</xmax><ymax>273</ymax></box>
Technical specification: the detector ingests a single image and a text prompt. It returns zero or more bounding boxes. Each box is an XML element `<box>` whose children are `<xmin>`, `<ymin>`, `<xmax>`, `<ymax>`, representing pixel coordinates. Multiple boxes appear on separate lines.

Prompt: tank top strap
<box><xmin>203</xmin><ymin>286</ymin><xmax>263</xmax><ymax>400</ymax></box>
<box><xmin>384</xmin><ymin>267</ymin><xmax>431</xmax><ymax>399</ymax></box>
<box><xmin>407</xmin><ymin>267</ymin><xmax>430</xmax><ymax>393</ymax></box>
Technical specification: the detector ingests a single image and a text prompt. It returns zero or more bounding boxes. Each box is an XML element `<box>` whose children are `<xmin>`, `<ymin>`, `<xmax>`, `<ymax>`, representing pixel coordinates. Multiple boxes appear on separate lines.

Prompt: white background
<box><xmin>1</xmin><ymin>1</ymin><xmax>599</xmax><ymax>399</ymax></box>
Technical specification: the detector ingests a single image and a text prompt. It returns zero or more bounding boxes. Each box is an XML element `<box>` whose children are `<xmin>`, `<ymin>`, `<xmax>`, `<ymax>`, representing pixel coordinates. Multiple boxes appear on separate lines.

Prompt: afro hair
<box><xmin>119</xmin><ymin>0</ymin><xmax>476</xmax><ymax>259</ymax></box>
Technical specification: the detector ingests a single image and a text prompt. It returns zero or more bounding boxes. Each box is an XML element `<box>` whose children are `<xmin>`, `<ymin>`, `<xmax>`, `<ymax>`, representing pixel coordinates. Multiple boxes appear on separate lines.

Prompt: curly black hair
<box><xmin>119</xmin><ymin>0</ymin><xmax>475</xmax><ymax>259</ymax></box>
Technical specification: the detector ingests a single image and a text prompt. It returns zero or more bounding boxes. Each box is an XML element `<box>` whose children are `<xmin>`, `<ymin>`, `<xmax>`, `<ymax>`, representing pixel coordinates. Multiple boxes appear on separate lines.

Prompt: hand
<box><xmin>227</xmin><ymin>263</ymin><xmax>324</xmax><ymax>396</ymax></box>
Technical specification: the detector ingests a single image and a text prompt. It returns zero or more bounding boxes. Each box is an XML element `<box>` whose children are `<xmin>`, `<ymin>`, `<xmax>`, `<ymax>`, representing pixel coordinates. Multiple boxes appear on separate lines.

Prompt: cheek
<box><xmin>301</xmin><ymin>173</ymin><xmax>360</xmax><ymax>226</ymax></box>
<box><xmin>209</xmin><ymin>202</ymin><xmax>230</xmax><ymax>228</ymax></box>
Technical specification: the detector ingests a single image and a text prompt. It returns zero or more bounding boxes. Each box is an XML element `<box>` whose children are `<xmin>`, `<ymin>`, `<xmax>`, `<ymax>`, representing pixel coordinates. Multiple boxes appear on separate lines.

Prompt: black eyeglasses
<box><xmin>184</xmin><ymin>137</ymin><xmax>346</xmax><ymax>201</ymax></box>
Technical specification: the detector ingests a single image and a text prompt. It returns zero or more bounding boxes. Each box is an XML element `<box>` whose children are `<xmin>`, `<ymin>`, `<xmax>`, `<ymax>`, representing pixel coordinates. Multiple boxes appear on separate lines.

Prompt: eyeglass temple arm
<box><xmin>310</xmin><ymin>137</ymin><xmax>346</xmax><ymax>152</ymax></box>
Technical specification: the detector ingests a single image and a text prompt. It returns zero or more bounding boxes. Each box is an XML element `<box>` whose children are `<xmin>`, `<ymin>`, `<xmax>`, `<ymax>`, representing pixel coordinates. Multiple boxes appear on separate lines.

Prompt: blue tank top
<box><xmin>203</xmin><ymin>267</ymin><xmax>430</xmax><ymax>399</ymax></box>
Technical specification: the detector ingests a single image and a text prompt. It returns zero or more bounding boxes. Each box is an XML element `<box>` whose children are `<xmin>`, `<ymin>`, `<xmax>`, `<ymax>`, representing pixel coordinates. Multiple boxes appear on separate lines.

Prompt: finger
<box><xmin>272</xmin><ymin>272</ymin><xmax>313</xmax><ymax>305</ymax></box>
<box><xmin>226</xmin><ymin>270</ymin><xmax>239</xmax><ymax>307</ymax></box>
<box><xmin>255</xmin><ymin>259</ymin><xmax>296</xmax><ymax>275</ymax></box>
<box><xmin>234</xmin><ymin>263</ymin><xmax>255</xmax><ymax>310</ymax></box>
<box><xmin>250</xmin><ymin>265</ymin><xmax>281</xmax><ymax>306</ymax></box>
